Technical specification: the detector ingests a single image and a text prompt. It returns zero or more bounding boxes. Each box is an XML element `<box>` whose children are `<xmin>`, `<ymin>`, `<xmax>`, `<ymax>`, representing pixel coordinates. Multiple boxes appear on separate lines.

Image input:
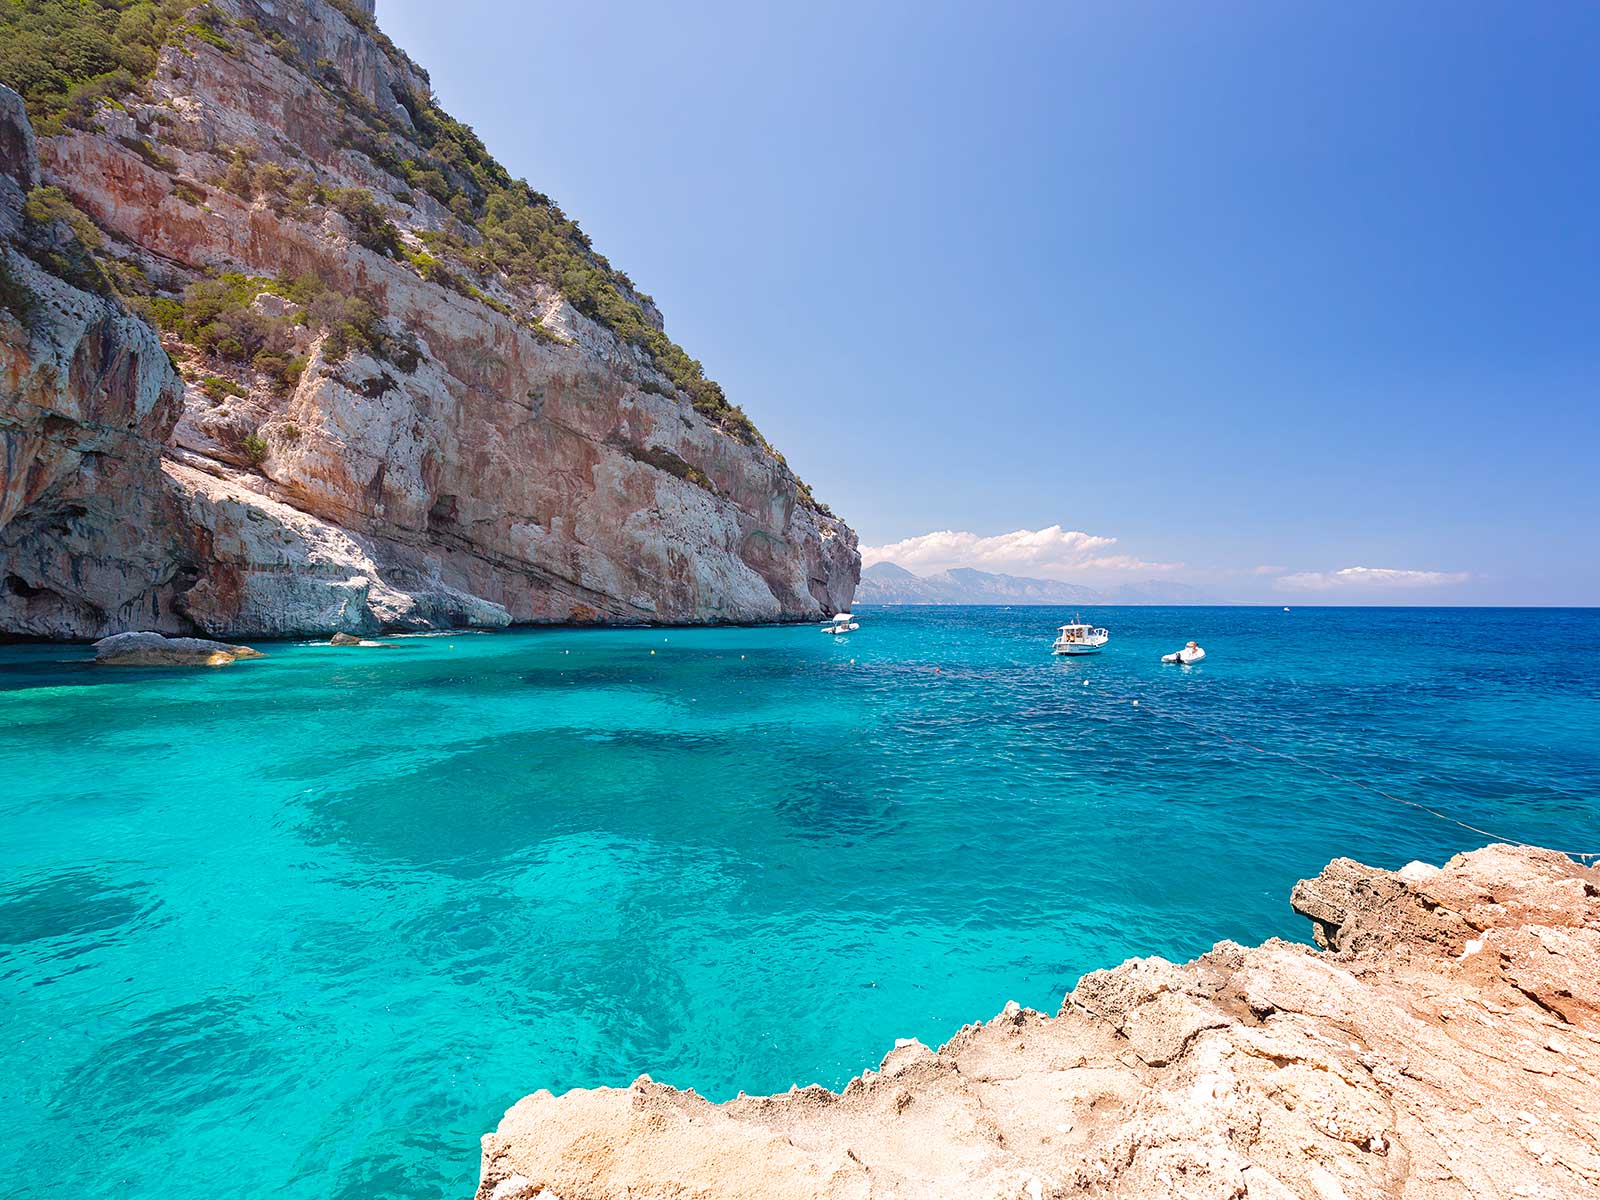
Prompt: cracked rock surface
<box><xmin>477</xmin><ymin>844</ymin><xmax>1600</xmax><ymax>1199</ymax></box>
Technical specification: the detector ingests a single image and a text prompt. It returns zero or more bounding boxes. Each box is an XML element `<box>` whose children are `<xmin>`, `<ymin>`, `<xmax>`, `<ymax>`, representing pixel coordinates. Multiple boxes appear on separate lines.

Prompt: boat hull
<box><xmin>1052</xmin><ymin>643</ymin><xmax>1104</xmax><ymax>656</ymax></box>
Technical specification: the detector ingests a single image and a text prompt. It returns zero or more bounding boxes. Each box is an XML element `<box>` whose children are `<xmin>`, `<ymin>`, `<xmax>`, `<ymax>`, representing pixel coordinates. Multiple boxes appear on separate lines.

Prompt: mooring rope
<box><xmin>1070</xmin><ymin>674</ymin><xmax>1600</xmax><ymax>862</ymax></box>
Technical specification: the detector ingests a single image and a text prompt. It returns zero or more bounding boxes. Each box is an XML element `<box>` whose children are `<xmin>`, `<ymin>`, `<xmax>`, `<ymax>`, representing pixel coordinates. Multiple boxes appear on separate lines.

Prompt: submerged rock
<box><xmin>477</xmin><ymin>845</ymin><xmax>1600</xmax><ymax>1199</ymax></box>
<box><xmin>92</xmin><ymin>631</ymin><xmax>263</xmax><ymax>666</ymax></box>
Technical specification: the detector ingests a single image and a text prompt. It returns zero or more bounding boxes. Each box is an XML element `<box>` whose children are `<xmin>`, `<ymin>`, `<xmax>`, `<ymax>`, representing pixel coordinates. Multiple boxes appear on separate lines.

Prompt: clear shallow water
<box><xmin>2</xmin><ymin>605</ymin><xmax>1597</xmax><ymax>1198</ymax></box>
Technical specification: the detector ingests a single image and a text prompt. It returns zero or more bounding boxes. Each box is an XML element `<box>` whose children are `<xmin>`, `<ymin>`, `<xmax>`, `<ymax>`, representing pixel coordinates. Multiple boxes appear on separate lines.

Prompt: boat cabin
<box><xmin>1050</xmin><ymin>618</ymin><xmax>1110</xmax><ymax>654</ymax></box>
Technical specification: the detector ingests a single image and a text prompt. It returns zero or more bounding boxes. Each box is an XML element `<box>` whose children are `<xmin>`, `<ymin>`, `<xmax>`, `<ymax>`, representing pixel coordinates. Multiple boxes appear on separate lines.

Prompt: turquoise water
<box><xmin>3</xmin><ymin>606</ymin><xmax>1597</xmax><ymax>1198</ymax></box>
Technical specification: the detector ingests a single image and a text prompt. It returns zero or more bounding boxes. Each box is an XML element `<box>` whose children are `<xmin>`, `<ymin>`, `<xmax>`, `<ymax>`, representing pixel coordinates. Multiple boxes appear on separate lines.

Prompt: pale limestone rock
<box><xmin>164</xmin><ymin>455</ymin><xmax>512</xmax><ymax>636</ymax></box>
<box><xmin>1067</xmin><ymin>956</ymin><xmax>1230</xmax><ymax>1066</ymax></box>
<box><xmin>477</xmin><ymin>846</ymin><xmax>1600</xmax><ymax>1200</ymax></box>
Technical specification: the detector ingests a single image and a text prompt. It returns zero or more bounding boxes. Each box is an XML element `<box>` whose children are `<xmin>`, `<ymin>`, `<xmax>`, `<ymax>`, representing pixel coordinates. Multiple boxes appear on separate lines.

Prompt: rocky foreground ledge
<box><xmin>477</xmin><ymin>845</ymin><xmax>1600</xmax><ymax>1199</ymax></box>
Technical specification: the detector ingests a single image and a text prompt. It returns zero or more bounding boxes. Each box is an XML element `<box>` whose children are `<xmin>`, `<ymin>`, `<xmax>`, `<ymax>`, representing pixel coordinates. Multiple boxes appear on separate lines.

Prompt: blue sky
<box><xmin>381</xmin><ymin>1</ymin><xmax>1598</xmax><ymax>604</ymax></box>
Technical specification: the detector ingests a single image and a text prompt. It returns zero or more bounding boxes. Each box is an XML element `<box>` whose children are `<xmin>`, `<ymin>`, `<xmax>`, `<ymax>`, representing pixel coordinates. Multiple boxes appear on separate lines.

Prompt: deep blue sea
<box><xmin>3</xmin><ymin>606</ymin><xmax>1597</xmax><ymax>1198</ymax></box>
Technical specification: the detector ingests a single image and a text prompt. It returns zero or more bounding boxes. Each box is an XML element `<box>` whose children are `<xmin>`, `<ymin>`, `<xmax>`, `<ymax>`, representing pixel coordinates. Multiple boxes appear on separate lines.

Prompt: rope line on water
<box><xmin>1071</xmin><ymin>676</ymin><xmax>1600</xmax><ymax>862</ymax></box>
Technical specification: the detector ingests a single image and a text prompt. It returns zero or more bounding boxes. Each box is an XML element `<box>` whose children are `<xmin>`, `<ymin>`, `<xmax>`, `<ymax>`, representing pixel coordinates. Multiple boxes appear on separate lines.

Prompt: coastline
<box><xmin>476</xmin><ymin>844</ymin><xmax>1600</xmax><ymax>1199</ymax></box>
<box><xmin>0</xmin><ymin>612</ymin><xmax>860</xmax><ymax>648</ymax></box>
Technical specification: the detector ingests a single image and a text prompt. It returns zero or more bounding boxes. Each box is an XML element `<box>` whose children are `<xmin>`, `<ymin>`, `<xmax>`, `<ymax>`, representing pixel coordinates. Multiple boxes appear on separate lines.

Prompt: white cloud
<box><xmin>859</xmin><ymin>525</ymin><xmax>1179</xmax><ymax>576</ymax></box>
<box><xmin>1251</xmin><ymin>564</ymin><xmax>1287</xmax><ymax>575</ymax></box>
<box><xmin>1276</xmin><ymin>566</ymin><xmax>1470</xmax><ymax>591</ymax></box>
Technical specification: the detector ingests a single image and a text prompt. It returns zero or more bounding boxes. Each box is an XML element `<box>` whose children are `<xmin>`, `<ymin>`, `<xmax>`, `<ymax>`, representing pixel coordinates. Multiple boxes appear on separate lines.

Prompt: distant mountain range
<box><xmin>856</xmin><ymin>563</ymin><xmax>1216</xmax><ymax>605</ymax></box>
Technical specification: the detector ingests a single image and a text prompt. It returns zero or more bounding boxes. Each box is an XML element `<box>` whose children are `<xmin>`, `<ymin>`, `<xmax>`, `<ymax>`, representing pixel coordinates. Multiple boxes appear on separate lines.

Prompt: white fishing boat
<box><xmin>1162</xmin><ymin>640</ymin><xmax>1206</xmax><ymax>665</ymax></box>
<box><xmin>1051</xmin><ymin>619</ymin><xmax>1109</xmax><ymax>655</ymax></box>
<box><xmin>822</xmin><ymin>612</ymin><xmax>859</xmax><ymax>634</ymax></box>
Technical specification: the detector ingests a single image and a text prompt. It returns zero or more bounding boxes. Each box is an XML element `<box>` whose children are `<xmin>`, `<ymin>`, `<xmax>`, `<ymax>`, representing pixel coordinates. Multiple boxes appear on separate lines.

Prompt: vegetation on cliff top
<box><xmin>0</xmin><ymin>0</ymin><xmax>198</xmax><ymax>134</ymax></box>
<box><xmin>1</xmin><ymin>0</ymin><xmax>833</xmax><ymax>506</ymax></box>
<box><xmin>282</xmin><ymin>1</ymin><xmax>773</xmax><ymax>448</ymax></box>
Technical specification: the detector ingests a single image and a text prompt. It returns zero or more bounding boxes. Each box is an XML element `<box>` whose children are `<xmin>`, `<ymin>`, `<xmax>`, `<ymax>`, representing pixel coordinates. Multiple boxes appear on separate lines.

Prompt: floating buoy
<box><xmin>650</xmin><ymin>649</ymin><xmax>656</xmax><ymax>655</ymax></box>
<box><xmin>1082</xmin><ymin>680</ymin><xmax>1089</xmax><ymax>687</ymax></box>
<box><xmin>1132</xmin><ymin>700</ymin><xmax>1139</xmax><ymax>707</ymax></box>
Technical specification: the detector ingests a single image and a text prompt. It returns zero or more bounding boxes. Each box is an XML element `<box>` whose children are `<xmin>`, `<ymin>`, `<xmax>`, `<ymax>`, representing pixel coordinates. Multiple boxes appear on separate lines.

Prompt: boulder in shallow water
<box><xmin>92</xmin><ymin>632</ymin><xmax>264</xmax><ymax>667</ymax></box>
<box><xmin>328</xmin><ymin>632</ymin><xmax>394</xmax><ymax>647</ymax></box>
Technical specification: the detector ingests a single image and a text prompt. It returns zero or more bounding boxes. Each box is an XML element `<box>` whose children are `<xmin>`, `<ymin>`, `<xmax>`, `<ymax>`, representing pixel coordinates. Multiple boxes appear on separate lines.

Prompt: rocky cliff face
<box><xmin>0</xmin><ymin>87</ymin><xmax>190</xmax><ymax>636</ymax></box>
<box><xmin>477</xmin><ymin>845</ymin><xmax>1600</xmax><ymax>1199</ymax></box>
<box><xmin>0</xmin><ymin>0</ymin><xmax>856</xmax><ymax>639</ymax></box>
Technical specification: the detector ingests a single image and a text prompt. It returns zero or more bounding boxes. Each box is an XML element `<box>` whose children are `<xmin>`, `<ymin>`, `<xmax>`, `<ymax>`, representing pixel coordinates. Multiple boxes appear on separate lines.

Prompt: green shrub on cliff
<box><xmin>479</xmin><ymin>194</ymin><xmax>754</xmax><ymax>438</ymax></box>
<box><xmin>157</xmin><ymin>270</ymin><xmax>422</xmax><ymax>386</ymax></box>
<box><xmin>320</xmin><ymin>65</ymin><xmax>761</xmax><ymax>442</ymax></box>
<box><xmin>116</xmin><ymin>134</ymin><xmax>174</xmax><ymax>172</ymax></box>
<box><xmin>311</xmin><ymin>291</ymin><xmax>421</xmax><ymax>371</ymax></box>
<box><xmin>177</xmin><ymin>273</ymin><xmax>284</xmax><ymax>362</ymax></box>
<box><xmin>248</xmin><ymin>352</ymin><xmax>305</xmax><ymax>397</ymax></box>
<box><xmin>0</xmin><ymin>0</ymin><xmax>193</xmax><ymax>133</ymax></box>
<box><xmin>198</xmin><ymin>374</ymin><xmax>245</xmax><ymax>402</ymax></box>
<box><xmin>17</xmin><ymin>185</ymin><xmax>113</xmax><ymax>296</ymax></box>
<box><xmin>323</xmin><ymin>186</ymin><xmax>403</xmax><ymax>257</ymax></box>
<box><xmin>23</xmin><ymin>185</ymin><xmax>102</xmax><ymax>249</ymax></box>
<box><xmin>626</xmin><ymin>444</ymin><xmax>718</xmax><ymax>495</ymax></box>
<box><xmin>409</xmin><ymin>180</ymin><xmax>762</xmax><ymax>442</ymax></box>
<box><xmin>214</xmin><ymin>149</ymin><xmax>403</xmax><ymax>258</ymax></box>
<box><xmin>180</xmin><ymin>3</ymin><xmax>234</xmax><ymax>55</ymax></box>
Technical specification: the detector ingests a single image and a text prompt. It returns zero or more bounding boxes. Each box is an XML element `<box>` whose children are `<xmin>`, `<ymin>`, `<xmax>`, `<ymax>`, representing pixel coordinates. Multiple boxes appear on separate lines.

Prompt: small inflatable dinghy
<box><xmin>1162</xmin><ymin>641</ymin><xmax>1206</xmax><ymax>665</ymax></box>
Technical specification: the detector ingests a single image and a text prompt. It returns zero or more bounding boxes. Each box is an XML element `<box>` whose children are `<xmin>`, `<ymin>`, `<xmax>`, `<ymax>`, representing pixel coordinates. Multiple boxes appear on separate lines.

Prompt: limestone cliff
<box><xmin>477</xmin><ymin>845</ymin><xmax>1600</xmax><ymax>1199</ymax></box>
<box><xmin>0</xmin><ymin>1</ymin><xmax>856</xmax><ymax>639</ymax></box>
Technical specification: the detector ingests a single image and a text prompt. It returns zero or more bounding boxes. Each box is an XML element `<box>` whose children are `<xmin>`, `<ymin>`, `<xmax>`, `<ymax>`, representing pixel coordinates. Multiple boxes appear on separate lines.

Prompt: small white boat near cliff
<box><xmin>1051</xmin><ymin>620</ymin><xmax>1109</xmax><ymax>655</ymax></box>
<box><xmin>1162</xmin><ymin>641</ymin><xmax>1206</xmax><ymax>665</ymax></box>
<box><xmin>822</xmin><ymin>612</ymin><xmax>859</xmax><ymax>634</ymax></box>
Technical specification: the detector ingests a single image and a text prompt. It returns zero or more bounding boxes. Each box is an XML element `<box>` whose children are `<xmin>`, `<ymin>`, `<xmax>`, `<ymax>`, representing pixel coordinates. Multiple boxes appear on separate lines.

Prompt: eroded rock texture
<box><xmin>0</xmin><ymin>0</ymin><xmax>856</xmax><ymax>639</ymax></box>
<box><xmin>478</xmin><ymin>845</ymin><xmax>1600</xmax><ymax>1199</ymax></box>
